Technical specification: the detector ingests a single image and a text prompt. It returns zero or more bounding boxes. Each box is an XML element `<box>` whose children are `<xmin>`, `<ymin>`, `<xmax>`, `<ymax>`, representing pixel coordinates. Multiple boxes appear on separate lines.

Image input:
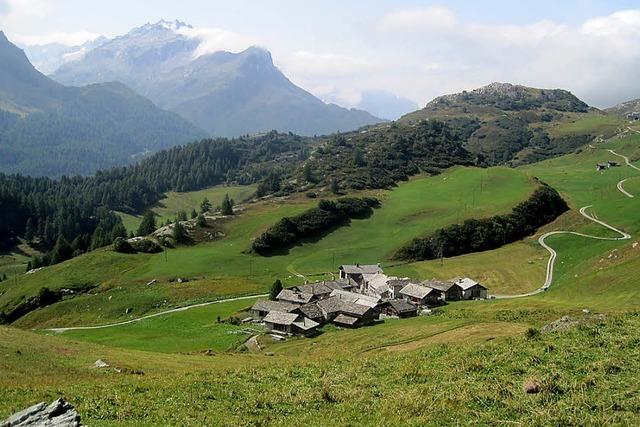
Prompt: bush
<box><xmin>113</xmin><ymin>237</ymin><xmax>135</xmax><ymax>254</ymax></box>
<box><xmin>252</xmin><ymin>197</ymin><xmax>380</xmax><ymax>254</ymax></box>
<box><xmin>130</xmin><ymin>238</ymin><xmax>162</xmax><ymax>254</ymax></box>
<box><xmin>395</xmin><ymin>184</ymin><xmax>568</xmax><ymax>261</ymax></box>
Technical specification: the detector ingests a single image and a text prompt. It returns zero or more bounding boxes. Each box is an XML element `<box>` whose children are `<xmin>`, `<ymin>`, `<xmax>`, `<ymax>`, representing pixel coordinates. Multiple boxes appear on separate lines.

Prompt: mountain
<box><xmin>399</xmin><ymin>82</ymin><xmax>608</xmax><ymax>165</ymax></box>
<box><xmin>0</xmin><ymin>31</ymin><xmax>205</xmax><ymax>177</ymax></box>
<box><xmin>51</xmin><ymin>20</ymin><xmax>384</xmax><ymax>136</ymax></box>
<box><xmin>21</xmin><ymin>37</ymin><xmax>109</xmax><ymax>75</ymax></box>
<box><xmin>355</xmin><ymin>90</ymin><xmax>419</xmax><ymax>120</ymax></box>
<box><xmin>605</xmin><ymin>99</ymin><xmax>640</xmax><ymax>118</ymax></box>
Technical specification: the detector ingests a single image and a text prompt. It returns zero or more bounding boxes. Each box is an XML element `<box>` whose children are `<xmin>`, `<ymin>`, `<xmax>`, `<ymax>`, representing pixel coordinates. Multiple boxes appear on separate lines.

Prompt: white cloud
<box><xmin>380</xmin><ymin>5</ymin><xmax>456</xmax><ymax>32</ymax></box>
<box><xmin>377</xmin><ymin>7</ymin><xmax>640</xmax><ymax>107</ymax></box>
<box><xmin>0</xmin><ymin>0</ymin><xmax>48</xmax><ymax>18</ymax></box>
<box><xmin>176</xmin><ymin>26</ymin><xmax>257</xmax><ymax>58</ymax></box>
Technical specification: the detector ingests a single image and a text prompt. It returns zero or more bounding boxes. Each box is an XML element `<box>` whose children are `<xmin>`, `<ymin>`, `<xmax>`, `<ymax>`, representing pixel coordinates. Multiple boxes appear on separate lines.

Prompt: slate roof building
<box><xmin>399</xmin><ymin>283</ymin><xmax>442</xmax><ymax>306</ymax></box>
<box><xmin>276</xmin><ymin>289</ymin><xmax>314</xmax><ymax>305</ymax></box>
<box><xmin>250</xmin><ymin>300</ymin><xmax>298</xmax><ymax>320</ymax></box>
<box><xmin>329</xmin><ymin>289</ymin><xmax>381</xmax><ymax>308</ymax></box>
<box><xmin>454</xmin><ymin>277</ymin><xmax>488</xmax><ymax>300</ymax></box>
<box><xmin>338</xmin><ymin>263</ymin><xmax>383</xmax><ymax>286</ymax></box>
<box><xmin>380</xmin><ymin>299</ymin><xmax>419</xmax><ymax>318</ymax></box>
<box><xmin>292</xmin><ymin>303</ymin><xmax>325</xmax><ymax>323</ymax></box>
<box><xmin>263</xmin><ymin>311</ymin><xmax>320</xmax><ymax>337</ymax></box>
<box><xmin>317</xmin><ymin>296</ymin><xmax>377</xmax><ymax>327</ymax></box>
<box><xmin>422</xmin><ymin>279</ymin><xmax>463</xmax><ymax>301</ymax></box>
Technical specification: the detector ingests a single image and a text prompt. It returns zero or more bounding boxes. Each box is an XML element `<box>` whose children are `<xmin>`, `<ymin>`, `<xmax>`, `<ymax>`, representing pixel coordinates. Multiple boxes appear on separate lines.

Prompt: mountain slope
<box><xmin>605</xmin><ymin>99</ymin><xmax>640</xmax><ymax>118</ymax></box>
<box><xmin>51</xmin><ymin>20</ymin><xmax>383</xmax><ymax>136</ymax></box>
<box><xmin>399</xmin><ymin>82</ymin><xmax>617</xmax><ymax>165</ymax></box>
<box><xmin>0</xmin><ymin>31</ymin><xmax>205</xmax><ymax>176</ymax></box>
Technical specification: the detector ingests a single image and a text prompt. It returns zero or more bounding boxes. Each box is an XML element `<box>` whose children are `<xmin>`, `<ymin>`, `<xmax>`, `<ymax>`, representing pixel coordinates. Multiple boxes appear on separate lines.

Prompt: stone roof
<box><xmin>387</xmin><ymin>299</ymin><xmax>418</xmax><ymax>314</ymax></box>
<box><xmin>455</xmin><ymin>277</ymin><xmax>486</xmax><ymax>290</ymax></box>
<box><xmin>294</xmin><ymin>303</ymin><xmax>323</xmax><ymax>320</ymax></box>
<box><xmin>263</xmin><ymin>311</ymin><xmax>300</xmax><ymax>326</ymax></box>
<box><xmin>333</xmin><ymin>314</ymin><xmax>359</xmax><ymax>326</ymax></box>
<box><xmin>317</xmin><ymin>296</ymin><xmax>371</xmax><ymax>317</ymax></box>
<box><xmin>422</xmin><ymin>279</ymin><xmax>459</xmax><ymax>292</ymax></box>
<box><xmin>276</xmin><ymin>289</ymin><xmax>314</xmax><ymax>304</ymax></box>
<box><xmin>400</xmin><ymin>283</ymin><xmax>439</xmax><ymax>299</ymax></box>
<box><xmin>251</xmin><ymin>300</ymin><xmax>297</xmax><ymax>313</ymax></box>
<box><xmin>339</xmin><ymin>264</ymin><xmax>382</xmax><ymax>275</ymax></box>
<box><xmin>292</xmin><ymin>317</ymin><xmax>320</xmax><ymax>331</ymax></box>
<box><xmin>329</xmin><ymin>289</ymin><xmax>380</xmax><ymax>308</ymax></box>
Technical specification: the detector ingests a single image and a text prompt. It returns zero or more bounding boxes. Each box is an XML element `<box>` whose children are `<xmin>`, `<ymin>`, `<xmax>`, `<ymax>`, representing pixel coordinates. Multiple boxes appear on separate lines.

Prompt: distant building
<box><xmin>596</xmin><ymin>163</ymin><xmax>608</xmax><ymax>171</ymax></box>
<box><xmin>338</xmin><ymin>264</ymin><xmax>383</xmax><ymax>286</ymax></box>
<box><xmin>380</xmin><ymin>299</ymin><xmax>419</xmax><ymax>318</ymax></box>
<box><xmin>317</xmin><ymin>296</ymin><xmax>378</xmax><ymax>327</ymax></box>
<box><xmin>276</xmin><ymin>289</ymin><xmax>314</xmax><ymax>305</ymax></box>
<box><xmin>422</xmin><ymin>280</ymin><xmax>463</xmax><ymax>301</ymax></box>
<box><xmin>454</xmin><ymin>277</ymin><xmax>488</xmax><ymax>300</ymax></box>
<box><xmin>250</xmin><ymin>300</ymin><xmax>297</xmax><ymax>321</ymax></box>
<box><xmin>263</xmin><ymin>311</ymin><xmax>320</xmax><ymax>337</ymax></box>
<box><xmin>399</xmin><ymin>283</ymin><xmax>442</xmax><ymax>306</ymax></box>
<box><xmin>608</xmin><ymin>160</ymin><xmax>619</xmax><ymax>167</ymax></box>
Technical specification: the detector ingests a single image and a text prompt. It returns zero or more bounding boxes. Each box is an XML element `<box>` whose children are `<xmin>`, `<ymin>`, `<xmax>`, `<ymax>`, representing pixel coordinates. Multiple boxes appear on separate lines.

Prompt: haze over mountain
<box><xmin>354</xmin><ymin>90</ymin><xmax>419</xmax><ymax>120</ymax></box>
<box><xmin>20</xmin><ymin>36</ymin><xmax>109</xmax><ymax>75</ymax></box>
<box><xmin>51</xmin><ymin>20</ymin><xmax>384</xmax><ymax>137</ymax></box>
<box><xmin>0</xmin><ymin>31</ymin><xmax>205</xmax><ymax>177</ymax></box>
<box><xmin>605</xmin><ymin>99</ymin><xmax>640</xmax><ymax>117</ymax></box>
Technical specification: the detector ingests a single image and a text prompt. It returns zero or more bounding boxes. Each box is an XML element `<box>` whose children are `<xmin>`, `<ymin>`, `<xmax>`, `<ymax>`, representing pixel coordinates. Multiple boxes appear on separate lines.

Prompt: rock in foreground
<box><xmin>1</xmin><ymin>398</ymin><xmax>82</xmax><ymax>427</ymax></box>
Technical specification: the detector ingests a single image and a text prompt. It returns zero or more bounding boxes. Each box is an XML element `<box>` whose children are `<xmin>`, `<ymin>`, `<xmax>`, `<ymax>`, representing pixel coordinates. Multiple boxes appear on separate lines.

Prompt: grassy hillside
<box><xmin>3</xmin><ymin>311</ymin><xmax>640</xmax><ymax>425</ymax></box>
<box><xmin>1</xmin><ymin>167</ymin><xmax>537</xmax><ymax>328</ymax></box>
<box><xmin>117</xmin><ymin>184</ymin><xmax>256</xmax><ymax>232</ymax></box>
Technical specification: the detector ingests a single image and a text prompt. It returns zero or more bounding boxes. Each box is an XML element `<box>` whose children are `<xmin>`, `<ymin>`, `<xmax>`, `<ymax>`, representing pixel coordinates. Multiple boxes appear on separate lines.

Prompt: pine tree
<box><xmin>177</xmin><ymin>210</ymin><xmax>188</xmax><ymax>221</ymax></box>
<box><xmin>200</xmin><ymin>197</ymin><xmax>212</xmax><ymax>214</ymax></box>
<box><xmin>190</xmin><ymin>209</ymin><xmax>197</xmax><ymax>219</ymax></box>
<box><xmin>137</xmin><ymin>211</ymin><xmax>157</xmax><ymax>236</ymax></box>
<box><xmin>111</xmin><ymin>223</ymin><xmax>127</xmax><ymax>241</ymax></box>
<box><xmin>269</xmin><ymin>279</ymin><xmax>283</xmax><ymax>301</ymax></box>
<box><xmin>24</xmin><ymin>218</ymin><xmax>35</xmax><ymax>242</ymax></box>
<box><xmin>220</xmin><ymin>194</ymin><xmax>234</xmax><ymax>216</ymax></box>
<box><xmin>172</xmin><ymin>220</ymin><xmax>188</xmax><ymax>244</ymax></box>
<box><xmin>196</xmin><ymin>214</ymin><xmax>207</xmax><ymax>227</ymax></box>
<box><xmin>330</xmin><ymin>178</ymin><xmax>340</xmax><ymax>195</ymax></box>
<box><xmin>50</xmin><ymin>235</ymin><xmax>72</xmax><ymax>265</ymax></box>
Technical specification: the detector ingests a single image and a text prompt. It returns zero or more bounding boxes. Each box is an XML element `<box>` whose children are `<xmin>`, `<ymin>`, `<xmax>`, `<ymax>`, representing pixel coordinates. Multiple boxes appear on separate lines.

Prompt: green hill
<box><xmin>400</xmin><ymin>82</ymin><xmax>623</xmax><ymax>165</ymax></box>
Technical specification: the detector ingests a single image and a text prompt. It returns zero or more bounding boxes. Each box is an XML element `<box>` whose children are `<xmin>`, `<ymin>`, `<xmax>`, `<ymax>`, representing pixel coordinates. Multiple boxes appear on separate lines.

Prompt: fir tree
<box><xmin>269</xmin><ymin>279</ymin><xmax>283</xmax><ymax>301</ymax></box>
<box><xmin>190</xmin><ymin>209</ymin><xmax>198</xmax><ymax>219</ymax></box>
<box><xmin>137</xmin><ymin>211</ymin><xmax>157</xmax><ymax>236</ymax></box>
<box><xmin>24</xmin><ymin>218</ymin><xmax>35</xmax><ymax>242</ymax></box>
<box><xmin>172</xmin><ymin>220</ymin><xmax>188</xmax><ymax>244</ymax></box>
<box><xmin>220</xmin><ymin>194</ymin><xmax>234</xmax><ymax>216</ymax></box>
<box><xmin>200</xmin><ymin>197</ymin><xmax>212</xmax><ymax>214</ymax></box>
<box><xmin>50</xmin><ymin>235</ymin><xmax>72</xmax><ymax>265</ymax></box>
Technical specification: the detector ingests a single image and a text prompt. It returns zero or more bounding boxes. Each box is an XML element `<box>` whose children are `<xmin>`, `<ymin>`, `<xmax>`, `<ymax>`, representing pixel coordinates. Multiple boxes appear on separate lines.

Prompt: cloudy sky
<box><xmin>1</xmin><ymin>0</ymin><xmax>639</xmax><ymax>108</ymax></box>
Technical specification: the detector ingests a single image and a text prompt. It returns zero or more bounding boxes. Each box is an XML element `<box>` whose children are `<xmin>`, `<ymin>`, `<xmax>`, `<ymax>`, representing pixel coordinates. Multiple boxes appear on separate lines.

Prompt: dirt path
<box><xmin>495</xmin><ymin>144</ymin><xmax>638</xmax><ymax>299</ymax></box>
<box><xmin>45</xmin><ymin>293</ymin><xmax>267</xmax><ymax>333</ymax></box>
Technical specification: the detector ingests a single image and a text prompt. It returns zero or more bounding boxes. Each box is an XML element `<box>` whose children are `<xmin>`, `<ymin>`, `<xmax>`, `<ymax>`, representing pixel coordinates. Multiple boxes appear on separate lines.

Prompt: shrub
<box><xmin>252</xmin><ymin>197</ymin><xmax>380</xmax><ymax>254</ymax></box>
<box><xmin>130</xmin><ymin>238</ymin><xmax>162</xmax><ymax>254</ymax></box>
<box><xmin>113</xmin><ymin>237</ymin><xmax>135</xmax><ymax>254</ymax></box>
<box><xmin>395</xmin><ymin>184</ymin><xmax>568</xmax><ymax>261</ymax></box>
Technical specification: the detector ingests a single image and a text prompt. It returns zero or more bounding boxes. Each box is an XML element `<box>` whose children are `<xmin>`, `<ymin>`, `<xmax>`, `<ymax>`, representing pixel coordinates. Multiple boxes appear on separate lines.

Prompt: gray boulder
<box><xmin>1</xmin><ymin>398</ymin><xmax>82</xmax><ymax>427</ymax></box>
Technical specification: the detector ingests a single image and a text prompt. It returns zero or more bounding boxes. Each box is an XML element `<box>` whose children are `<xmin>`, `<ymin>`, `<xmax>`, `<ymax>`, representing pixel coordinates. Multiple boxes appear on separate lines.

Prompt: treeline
<box><xmin>296</xmin><ymin>120</ymin><xmax>478</xmax><ymax>192</ymax></box>
<box><xmin>252</xmin><ymin>197</ymin><xmax>380</xmax><ymax>255</ymax></box>
<box><xmin>394</xmin><ymin>184</ymin><xmax>568</xmax><ymax>261</ymax></box>
<box><xmin>0</xmin><ymin>131</ymin><xmax>310</xmax><ymax>263</ymax></box>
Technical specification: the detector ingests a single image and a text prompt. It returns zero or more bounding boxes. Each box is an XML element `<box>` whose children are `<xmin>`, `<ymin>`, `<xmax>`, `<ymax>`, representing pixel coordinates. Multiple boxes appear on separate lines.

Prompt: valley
<box><xmin>1</xmin><ymin>7</ymin><xmax>640</xmax><ymax>424</ymax></box>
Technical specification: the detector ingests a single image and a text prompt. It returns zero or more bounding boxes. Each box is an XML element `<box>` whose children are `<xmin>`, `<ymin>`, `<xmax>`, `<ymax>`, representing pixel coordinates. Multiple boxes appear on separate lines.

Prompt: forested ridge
<box><xmin>0</xmin><ymin>132</ymin><xmax>310</xmax><ymax>261</ymax></box>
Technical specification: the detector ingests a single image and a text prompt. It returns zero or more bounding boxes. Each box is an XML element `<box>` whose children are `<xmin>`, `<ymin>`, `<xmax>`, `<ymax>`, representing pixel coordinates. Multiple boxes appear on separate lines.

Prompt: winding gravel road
<box><xmin>495</xmin><ymin>146</ymin><xmax>638</xmax><ymax>299</ymax></box>
<box><xmin>46</xmin><ymin>293</ymin><xmax>267</xmax><ymax>333</ymax></box>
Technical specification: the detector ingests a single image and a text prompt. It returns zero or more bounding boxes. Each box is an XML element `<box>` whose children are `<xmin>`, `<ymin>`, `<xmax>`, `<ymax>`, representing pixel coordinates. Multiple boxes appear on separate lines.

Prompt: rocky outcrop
<box><xmin>1</xmin><ymin>399</ymin><xmax>82</xmax><ymax>427</ymax></box>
